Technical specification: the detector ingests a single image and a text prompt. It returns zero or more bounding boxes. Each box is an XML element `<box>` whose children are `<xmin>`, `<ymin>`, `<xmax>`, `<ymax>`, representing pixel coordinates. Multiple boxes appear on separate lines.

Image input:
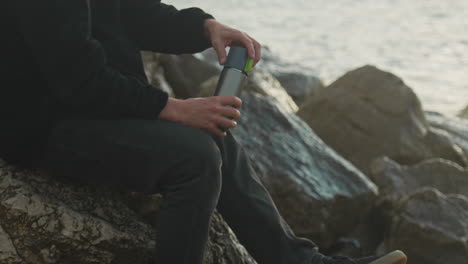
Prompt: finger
<box><xmin>252</xmin><ymin>39</ymin><xmax>262</xmax><ymax>65</ymax></box>
<box><xmin>212</xmin><ymin>38</ymin><xmax>227</xmax><ymax>65</ymax></box>
<box><xmin>214</xmin><ymin>116</ymin><xmax>238</xmax><ymax>129</ymax></box>
<box><xmin>245</xmin><ymin>34</ymin><xmax>261</xmax><ymax>65</ymax></box>
<box><xmin>217</xmin><ymin>96</ymin><xmax>242</xmax><ymax>109</ymax></box>
<box><xmin>207</xmin><ymin>124</ymin><xmax>227</xmax><ymax>137</ymax></box>
<box><xmin>237</xmin><ymin>32</ymin><xmax>255</xmax><ymax>59</ymax></box>
<box><xmin>219</xmin><ymin>106</ymin><xmax>241</xmax><ymax>120</ymax></box>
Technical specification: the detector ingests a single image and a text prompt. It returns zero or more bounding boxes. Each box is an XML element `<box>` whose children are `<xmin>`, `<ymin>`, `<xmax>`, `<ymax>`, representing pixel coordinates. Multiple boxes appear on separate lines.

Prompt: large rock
<box><xmin>229</xmin><ymin>89</ymin><xmax>378</xmax><ymax>248</ymax></box>
<box><xmin>141</xmin><ymin>51</ymin><xmax>174</xmax><ymax>98</ymax></box>
<box><xmin>198</xmin><ymin>70</ymin><xmax>377</xmax><ymax>248</ymax></box>
<box><xmin>298</xmin><ymin>65</ymin><xmax>467</xmax><ymax>174</ymax></box>
<box><xmin>198</xmin><ymin>47</ymin><xmax>324</xmax><ymax>106</ymax></box>
<box><xmin>254</xmin><ymin>46</ymin><xmax>324</xmax><ymax>106</ymax></box>
<box><xmin>332</xmin><ymin>157</ymin><xmax>468</xmax><ymax>258</ymax></box>
<box><xmin>459</xmin><ymin>105</ymin><xmax>468</xmax><ymax>119</ymax></box>
<box><xmin>383</xmin><ymin>188</ymin><xmax>468</xmax><ymax>264</ymax></box>
<box><xmin>159</xmin><ymin>53</ymin><xmax>220</xmax><ymax>99</ymax></box>
<box><xmin>426</xmin><ymin>111</ymin><xmax>468</xmax><ymax>161</ymax></box>
<box><xmin>0</xmin><ymin>161</ymin><xmax>256</xmax><ymax>264</ymax></box>
<box><xmin>370</xmin><ymin>157</ymin><xmax>468</xmax><ymax>200</ymax></box>
<box><xmin>198</xmin><ymin>71</ymin><xmax>298</xmax><ymax>113</ymax></box>
<box><xmin>0</xmin><ymin>225</ymin><xmax>22</xmax><ymax>263</ymax></box>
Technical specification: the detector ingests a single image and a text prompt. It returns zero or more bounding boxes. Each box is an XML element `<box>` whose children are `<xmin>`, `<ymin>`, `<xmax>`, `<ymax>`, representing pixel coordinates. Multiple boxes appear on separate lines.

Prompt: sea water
<box><xmin>170</xmin><ymin>0</ymin><xmax>468</xmax><ymax>116</ymax></box>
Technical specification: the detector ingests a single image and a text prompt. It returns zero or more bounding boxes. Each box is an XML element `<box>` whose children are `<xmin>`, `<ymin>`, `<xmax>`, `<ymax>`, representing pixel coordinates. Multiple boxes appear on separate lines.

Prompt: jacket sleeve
<box><xmin>121</xmin><ymin>0</ymin><xmax>214</xmax><ymax>54</ymax></box>
<box><xmin>9</xmin><ymin>0</ymin><xmax>169</xmax><ymax>119</ymax></box>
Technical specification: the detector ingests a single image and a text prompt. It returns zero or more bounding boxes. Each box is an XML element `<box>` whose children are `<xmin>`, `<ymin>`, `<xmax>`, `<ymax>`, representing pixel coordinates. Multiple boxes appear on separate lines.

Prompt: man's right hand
<box><xmin>158</xmin><ymin>96</ymin><xmax>242</xmax><ymax>137</ymax></box>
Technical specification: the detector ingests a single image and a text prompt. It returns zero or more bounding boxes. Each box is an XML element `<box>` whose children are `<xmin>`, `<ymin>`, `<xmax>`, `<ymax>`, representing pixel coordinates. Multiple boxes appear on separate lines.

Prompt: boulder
<box><xmin>370</xmin><ymin>157</ymin><xmax>468</xmax><ymax>201</ymax></box>
<box><xmin>254</xmin><ymin>46</ymin><xmax>324</xmax><ymax>106</ymax></box>
<box><xmin>0</xmin><ymin>161</ymin><xmax>256</xmax><ymax>264</ymax></box>
<box><xmin>383</xmin><ymin>188</ymin><xmax>468</xmax><ymax>264</ymax></box>
<box><xmin>298</xmin><ymin>65</ymin><xmax>466</xmax><ymax>174</ymax></box>
<box><xmin>0</xmin><ymin>225</ymin><xmax>22</xmax><ymax>264</ymax></box>
<box><xmin>198</xmin><ymin>71</ymin><xmax>298</xmax><ymax>113</ymax></box>
<box><xmin>272</xmin><ymin>71</ymin><xmax>324</xmax><ymax>107</ymax></box>
<box><xmin>230</xmin><ymin>89</ymin><xmax>378</xmax><ymax>248</ymax></box>
<box><xmin>141</xmin><ymin>51</ymin><xmax>174</xmax><ymax>98</ymax></box>
<box><xmin>459</xmin><ymin>105</ymin><xmax>468</xmax><ymax>119</ymax></box>
<box><xmin>159</xmin><ymin>53</ymin><xmax>220</xmax><ymax>98</ymax></box>
<box><xmin>426</xmin><ymin>111</ymin><xmax>468</xmax><ymax>161</ymax></box>
<box><xmin>199</xmin><ymin>47</ymin><xmax>324</xmax><ymax>106</ymax></box>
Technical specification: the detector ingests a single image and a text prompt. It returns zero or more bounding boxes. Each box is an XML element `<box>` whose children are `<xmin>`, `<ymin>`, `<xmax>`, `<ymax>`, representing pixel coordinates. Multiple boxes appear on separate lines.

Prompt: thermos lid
<box><xmin>225</xmin><ymin>46</ymin><xmax>254</xmax><ymax>73</ymax></box>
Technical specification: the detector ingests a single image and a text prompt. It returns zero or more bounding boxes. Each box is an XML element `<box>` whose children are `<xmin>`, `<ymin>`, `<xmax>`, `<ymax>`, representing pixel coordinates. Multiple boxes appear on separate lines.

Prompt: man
<box><xmin>1</xmin><ymin>1</ymin><xmax>407</xmax><ymax>263</ymax></box>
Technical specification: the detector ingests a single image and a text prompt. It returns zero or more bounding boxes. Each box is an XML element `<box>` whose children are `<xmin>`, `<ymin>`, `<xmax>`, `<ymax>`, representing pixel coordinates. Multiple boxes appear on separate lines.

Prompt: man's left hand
<box><xmin>204</xmin><ymin>19</ymin><xmax>261</xmax><ymax>66</ymax></box>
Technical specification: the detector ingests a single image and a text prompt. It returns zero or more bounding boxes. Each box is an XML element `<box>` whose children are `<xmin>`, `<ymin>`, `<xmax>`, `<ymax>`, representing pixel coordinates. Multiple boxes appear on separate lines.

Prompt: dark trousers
<box><xmin>36</xmin><ymin>119</ymin><xmax>317</xmax><ymax>264</ymax></box>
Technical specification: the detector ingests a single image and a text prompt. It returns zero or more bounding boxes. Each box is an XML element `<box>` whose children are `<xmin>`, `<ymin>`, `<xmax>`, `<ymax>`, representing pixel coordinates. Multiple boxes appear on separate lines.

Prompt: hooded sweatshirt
<box><xmin>1</xmin><ymin>0</ymin><xmax>213</xmax><ymax>165</ymax></box>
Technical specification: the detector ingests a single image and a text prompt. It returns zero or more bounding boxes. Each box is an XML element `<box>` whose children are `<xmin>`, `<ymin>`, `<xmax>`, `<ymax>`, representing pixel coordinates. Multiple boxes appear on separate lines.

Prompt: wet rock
<box><xmin>159</xmin><ymin>53</ymin><xmax>220</xmax><ymax>98</ymax></box>
<box><xmin>459</xmin><ymin>105</ymin><xmax>468</xmax><ymax>119</ymax></box>
<box><xmin>426</xmin><ymin>111</ymin><xmax>468</xmax><ymax>161</ymax></box>
<box><xmin>298</xmin><ymin>65</ymin><xmax>467</xmax><ymax>174</ymax></box>
<box><xmin>370</xmin><ymin>157</ymin><xmax>468</xmax><ymax>200</ymax></box>
<box><xmin>0</xmin><ymin>162</ymin><xmax>256</xmax><ymax>264</ymax></box>
<box><xmin>199</xmin><ymin>47</ymin><xmax>324</xmax><ymax>105</ymax></box>
<box><xmin>198</xmin><ymin>71</ymin><xmax>298</xmax><ymax>113</ymax></box>
<box><xmin>231</xmin><ymin>89</ymin><xmax>378</xmax><ymax>248</ymax></box>
<box><xmin>383</xmin><ymin>188</ymin><xmax>468</xmax><ymax>264</ymax></box>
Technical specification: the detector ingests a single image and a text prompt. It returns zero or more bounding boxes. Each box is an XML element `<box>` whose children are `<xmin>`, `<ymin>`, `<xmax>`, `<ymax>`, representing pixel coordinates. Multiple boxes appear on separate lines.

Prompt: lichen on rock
<box><xmin>0</xmin><ymin>161</ymin><xmax>255</xmax><ymax>264</ymax></box>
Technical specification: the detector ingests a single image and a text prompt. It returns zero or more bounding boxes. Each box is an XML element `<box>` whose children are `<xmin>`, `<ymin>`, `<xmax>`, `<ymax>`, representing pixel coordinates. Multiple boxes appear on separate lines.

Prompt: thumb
<box><xmin>212</xmin><ymin>39</ymin><xmax>227</xmax><ymax>65</ymax></box>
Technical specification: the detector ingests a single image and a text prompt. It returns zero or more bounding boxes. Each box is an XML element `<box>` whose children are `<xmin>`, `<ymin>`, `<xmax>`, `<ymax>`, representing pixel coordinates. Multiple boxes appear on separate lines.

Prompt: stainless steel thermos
<box><xmin>213</xmin><ymin>46</ymin><xmax>254</xmax><ymax>132</ymax></box>
<box><xmin>214</xmin><ymin>46</ymin><xmax>254</xmax><ymax>96</ymax></box>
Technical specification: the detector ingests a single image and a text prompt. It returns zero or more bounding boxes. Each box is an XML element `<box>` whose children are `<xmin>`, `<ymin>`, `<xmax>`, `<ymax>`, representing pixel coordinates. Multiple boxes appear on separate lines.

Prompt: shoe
<box><xmin>322</xmin><ymin>250</ymin><xmax>407</xmax><ymax>264</ymax></box>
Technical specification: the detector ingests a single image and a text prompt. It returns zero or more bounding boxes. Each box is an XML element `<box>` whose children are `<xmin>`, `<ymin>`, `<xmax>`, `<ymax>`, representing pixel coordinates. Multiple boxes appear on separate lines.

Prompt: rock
<box><xmin>459</xmin><ymin>105</ymin><xmax>468</xmax><ymax>119</ymax></box>
<box><xmin>199</xmin><ymin>47</ymin><xmax>324</xmax><ymax>106</ymax></box>
<box><xmin>0</xmin><ymin>162</ymin><xmax>256</xmax><ymax>264</ymax></box>
<box><xmin>159</xmin><ymin>53</ymin><xmax>220</xmax><ymax>98</ymax></box>
<box><xmin>370</xmin><ymin>157</ymin><xmax>468</xmax><ymax>201</ymax></box>
<box><xmin>198</xmin><ymin>71</ymin><xmax>298</xmax><ymax>113</ymax></box>
<box><xmin>141</xmin><ymin>51</ymin><xmax>175</xmax><ymax>98</ymax></box>
<box><xmin>383</xmin><ymin>188</ymin><xmax>468</xmax><ymax>264</ymax></box>
<box><xmin>426</xmin><ymin>111</ymin><xmax>468</xmax><ymax>161</ymax></box>
<box><xmin>231</xmin><ymin>89</ymin><xmax>378</xmax><ymax>248</ymax></box>
<box><xmin>0</xmin><ymin>225</ymin><xmax>22</xmax><ymax>263</ymax></box>
<box><xmin>298</xmin><ymin>65</ymin><xmax>467</xmax><ymax>174</ymax></box>
<box><xmin>273</xmin><ymin>71</ymin><xmax>324</xmax><ymax>107</ymax></box>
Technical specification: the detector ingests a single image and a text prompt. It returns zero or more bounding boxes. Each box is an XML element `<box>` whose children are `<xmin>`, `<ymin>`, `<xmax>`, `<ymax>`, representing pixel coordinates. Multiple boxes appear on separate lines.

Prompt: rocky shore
<box><xmin>1</xmin><ymin>49</ymin><xmax>467</xmax><ymax>264</ymax></box>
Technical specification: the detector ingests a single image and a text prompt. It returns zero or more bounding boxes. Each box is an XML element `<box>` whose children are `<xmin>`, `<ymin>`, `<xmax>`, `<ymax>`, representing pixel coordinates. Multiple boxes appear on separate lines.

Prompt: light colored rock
<box><xmin>141</xmin><ymin>51</ymin><xmax>175</xmax><ymax>97</ymax></box>
<box><xmin>426</xmin><ymin>111</ymin><xmax>468</xmax><ymax>161</ymax></box>
<box><xmin>159</xmin><ymin>53</ymin><xmax>220</xmax><ymax>98</ymax></box>
<box><xmin>371</xmin><ymin>157</ymin><xmax>468</xmax><ymax>200</ymax></box>
<box><xmin>384</xmin><ymin>188</ymin><xmax>468</xmax><ymax>264</ymax></box>
<box><xmin>298</xmin><ymin>65</ymin><xmax>467</xmax><ymax>174</ymax></box>
<box><xmin>270</xmin><ymin>71</ymin><xmax>324</xmax><ymax>107</ymax></box>
<box><xmin>231</xmin><ymin>89</ymin><xmax>378</xmax><ymax>248</ymax></box>
<box><xmin>198</xmin><ymin>71</ymin><xmax>298</xmax><ymax>113</ymax></box>
<box><xmin>459</xmin><ymin>105</ymin><xmax>468</xmax><ymax>119</ymax></box>
<box><xmin>0</xmin><ymin>162</ymin><xmax>256</xmax><ymax>264</ymax></box>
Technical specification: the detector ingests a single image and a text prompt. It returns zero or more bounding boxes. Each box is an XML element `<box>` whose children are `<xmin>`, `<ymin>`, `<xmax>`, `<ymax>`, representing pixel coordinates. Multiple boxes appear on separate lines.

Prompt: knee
<box><xmin>174</xmin><ymin>130</ymin><xmax>223</xmax><ymax>199</ymax></box>
<box><xmin>181</xmin><ymin>129</ymin><xmax>223</xmax><ymax>173</ymax></box>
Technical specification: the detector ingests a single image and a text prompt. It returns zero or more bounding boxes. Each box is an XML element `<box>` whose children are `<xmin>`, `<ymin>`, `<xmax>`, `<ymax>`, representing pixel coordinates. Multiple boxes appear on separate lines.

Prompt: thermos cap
<box><xmin>225</xmin><ymin>46</ymin><xmax>254</xmax><ymax>73</ymax></box>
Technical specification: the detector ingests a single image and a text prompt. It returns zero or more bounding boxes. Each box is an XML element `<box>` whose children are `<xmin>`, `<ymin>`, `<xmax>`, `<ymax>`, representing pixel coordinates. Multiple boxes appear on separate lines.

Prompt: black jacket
<box><xmin>1</xmin><ymin>0</ymin><xmax>213</xmax><ymax>165</ymax></box>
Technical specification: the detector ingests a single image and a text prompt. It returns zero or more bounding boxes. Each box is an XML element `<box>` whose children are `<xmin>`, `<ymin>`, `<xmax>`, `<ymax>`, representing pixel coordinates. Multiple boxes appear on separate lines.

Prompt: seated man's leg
<box><xmin>35</xmin><ymin>119</ymin><xmax>223</xmax><ymax>264</ymax></box>
<box><xmin>212</xmin><ymin>132</ymin><xmax>318</xmax><ymax>264</ymax></box>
